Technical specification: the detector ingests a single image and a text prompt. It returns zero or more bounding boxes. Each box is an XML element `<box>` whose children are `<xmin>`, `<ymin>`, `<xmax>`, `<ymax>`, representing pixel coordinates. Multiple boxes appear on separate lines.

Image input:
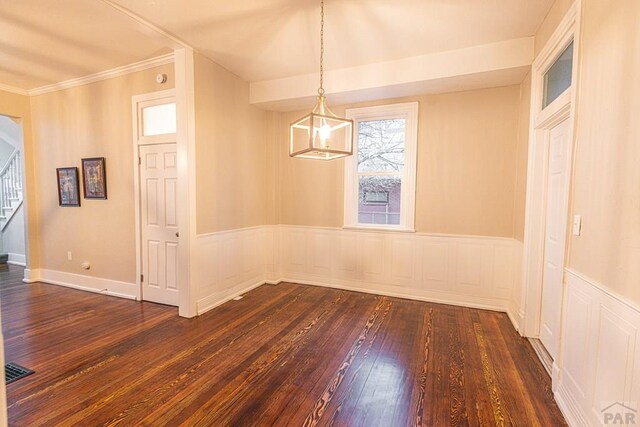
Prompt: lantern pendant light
<box><xmin>289</xmin><ymin>0</ymin><xmax>354</xmax><ymax>160</ymax></box>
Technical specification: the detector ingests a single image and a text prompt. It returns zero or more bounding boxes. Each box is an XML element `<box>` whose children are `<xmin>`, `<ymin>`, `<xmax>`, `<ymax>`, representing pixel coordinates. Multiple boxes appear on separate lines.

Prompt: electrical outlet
<box><xmin>67</xmin><ymin>251</ymin><xmax>73</xmax><ymax>261</ymax></box>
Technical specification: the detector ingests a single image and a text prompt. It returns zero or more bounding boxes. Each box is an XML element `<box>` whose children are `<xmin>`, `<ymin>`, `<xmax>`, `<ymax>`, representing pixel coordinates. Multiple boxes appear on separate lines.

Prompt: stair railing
<box><xmin>0</xmin><ymin>150</ymin><xmax>22</xmax><ymax>215</ymax></box>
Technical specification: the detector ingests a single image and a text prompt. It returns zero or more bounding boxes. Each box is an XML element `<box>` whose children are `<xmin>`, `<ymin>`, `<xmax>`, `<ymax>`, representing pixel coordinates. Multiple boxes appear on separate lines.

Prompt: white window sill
<box><xmin>342</xmin><ymin>225</ymin><xmax>416</xmax><ymax>233</ymax></box>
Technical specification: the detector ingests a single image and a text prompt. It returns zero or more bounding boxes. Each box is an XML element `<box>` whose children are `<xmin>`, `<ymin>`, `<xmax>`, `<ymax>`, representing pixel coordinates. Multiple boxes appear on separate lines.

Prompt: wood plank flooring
<box><xmin>1</xmin><ymin>266</ymin><xmax>566</xmax><ymax>426</ymax></box>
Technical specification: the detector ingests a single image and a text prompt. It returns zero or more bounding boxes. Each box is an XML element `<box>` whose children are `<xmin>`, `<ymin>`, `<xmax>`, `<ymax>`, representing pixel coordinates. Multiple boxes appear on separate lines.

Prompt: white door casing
<box><xmin>520</xmin><ymin>3</ymin><xmax>580</xmax><ymax>374</ymax></box>
<box><xmin>139</xmin><ymin>143</ymin><xmax>179</xmax><ymax>306</ymax></box>
<box><xmin>539</xmin><ymin>118</ymin><xmax>571</xmax><ymax>359</ymax></box>
<box><xmin>132</xmin><ymin>88</ymin><xmax>182</xmax><ymax>309</ymax></box>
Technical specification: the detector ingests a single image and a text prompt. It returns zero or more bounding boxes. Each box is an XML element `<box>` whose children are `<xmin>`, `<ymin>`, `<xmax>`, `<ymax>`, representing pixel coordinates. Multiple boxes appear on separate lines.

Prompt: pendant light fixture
<box><xmin>289</xmin><ymin>0</ymin><xmax>354</xmax><ymax>160</ymax></box>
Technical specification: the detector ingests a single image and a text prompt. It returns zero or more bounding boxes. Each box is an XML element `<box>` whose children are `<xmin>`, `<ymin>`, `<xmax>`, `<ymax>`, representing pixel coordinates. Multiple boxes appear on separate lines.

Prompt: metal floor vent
<box><xmin>5</xmin><ymin>362</ymin><xmax>34</xmax><ymax>384</ymax></box>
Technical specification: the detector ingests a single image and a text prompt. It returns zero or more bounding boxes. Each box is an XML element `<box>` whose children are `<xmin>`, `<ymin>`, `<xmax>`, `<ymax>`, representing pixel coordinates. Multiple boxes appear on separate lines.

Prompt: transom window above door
<box><xmin>343</xmin><ymin>102</ymin><xmax>419</xmax><ymax>231</ymax></box>
<box><xmin>542</xmin><ymin>41</ymin><xmax>574</xmax><ymax>109</ymax></box>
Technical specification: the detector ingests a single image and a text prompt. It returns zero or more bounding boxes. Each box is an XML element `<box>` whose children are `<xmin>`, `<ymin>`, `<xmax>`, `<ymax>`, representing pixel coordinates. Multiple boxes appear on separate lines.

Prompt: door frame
<box><xmin>520</xmin><ymin>0</ymin><xmax>581</xmax><ymax>381</ymax></box>
<box><xmin>131</xmin><ymin>89</ymin><xmax>182</xmax><ymax>307</ymax></box>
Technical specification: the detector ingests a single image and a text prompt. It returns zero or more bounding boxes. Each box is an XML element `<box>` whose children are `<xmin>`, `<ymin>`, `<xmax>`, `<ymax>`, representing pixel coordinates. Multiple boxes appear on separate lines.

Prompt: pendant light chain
<box><xmin>318</xmin><ymin>0</ymin><xmax>325</xmax><ymax>96</ymax></box>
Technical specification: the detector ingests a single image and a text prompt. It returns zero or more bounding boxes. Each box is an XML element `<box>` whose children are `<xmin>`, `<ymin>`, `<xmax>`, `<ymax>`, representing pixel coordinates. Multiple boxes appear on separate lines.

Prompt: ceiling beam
<box><xmin>250</xmin><ymin>37</ymin><xmax>534</xmax><ymax>111</ymax></box>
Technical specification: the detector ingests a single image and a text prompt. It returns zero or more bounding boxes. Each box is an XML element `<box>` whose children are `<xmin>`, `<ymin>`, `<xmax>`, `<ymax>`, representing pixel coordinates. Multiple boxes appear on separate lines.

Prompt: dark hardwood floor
<box><xmin>0</xmin><ymin>265</ymin><xmax>566</xmax><ymax>426</ymax></box>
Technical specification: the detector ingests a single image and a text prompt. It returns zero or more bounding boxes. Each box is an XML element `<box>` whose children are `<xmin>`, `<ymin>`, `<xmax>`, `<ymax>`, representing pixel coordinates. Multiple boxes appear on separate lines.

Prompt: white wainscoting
<box><xmin>556</xmin><ymin>269</ymin><xmax>640</xmax><ymax>426</ymax></box>
<box><xmin>193</xmin><ymin>226</ymin><xmax>277</xmax><ymax>315</ymax></box>
<box><xmin>193</xmin><ymin>225</ymin><xmax>523</xmax><ymax>320</ymax></box>
<box><xmin>278</xmin><ymin>225</ymin><xmax>521</xmax><ymax>313</ymax></box>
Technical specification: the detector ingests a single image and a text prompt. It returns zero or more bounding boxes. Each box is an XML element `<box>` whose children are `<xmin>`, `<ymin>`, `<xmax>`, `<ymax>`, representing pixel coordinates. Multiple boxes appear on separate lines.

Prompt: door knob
<box><xmin>175</xmin><ymin>232</ymin><xmax>179</xmax><ymax>237</ymax></box>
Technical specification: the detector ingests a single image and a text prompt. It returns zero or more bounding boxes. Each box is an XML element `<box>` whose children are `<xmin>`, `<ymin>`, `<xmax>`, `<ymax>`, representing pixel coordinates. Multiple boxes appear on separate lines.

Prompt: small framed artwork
<box><xmin>81</xmin><ymin>157</ymin><xmax>107</xmax><ymax>199</ymax></box>
<box><xmin>56</xmin><ymin>167</ymin><xmax>81</xmax><ymax>207</ymax></box>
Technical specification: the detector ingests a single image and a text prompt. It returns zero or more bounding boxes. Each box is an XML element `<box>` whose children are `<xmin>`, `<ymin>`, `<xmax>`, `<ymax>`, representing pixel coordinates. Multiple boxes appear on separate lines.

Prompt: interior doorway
<box><xmin>0</xmin><ymin>116</ymin><xmax>27</xmax><ymax>272</ymax></box>
<box><xmin>132</xmin><ymin>90</ymin><xmax>180</xmax><ymax>306</ymax></box>
<box><xmin>520</xmin><ymin>2</ymin><xmax>580</xmax><ymax>384</ymax></box>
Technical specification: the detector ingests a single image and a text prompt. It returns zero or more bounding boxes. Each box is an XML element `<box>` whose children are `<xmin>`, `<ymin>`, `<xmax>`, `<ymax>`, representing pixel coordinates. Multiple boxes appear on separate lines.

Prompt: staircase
<box><xmin>0</xmin><ymin>151</ymin><xmax>23</xmax><ymax>231</ymax></box>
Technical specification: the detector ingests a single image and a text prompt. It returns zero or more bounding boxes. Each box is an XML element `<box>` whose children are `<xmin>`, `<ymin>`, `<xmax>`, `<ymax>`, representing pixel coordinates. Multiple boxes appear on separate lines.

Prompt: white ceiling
<box><xmin>0</xmin><ymin>0</ymin><xmax>172</xmax><ymax>90</ymax></box>
<box><xmin>111</xmin><ymin>0</ymin><xmax>554</xmax><ymax>82</ymax></box>
<box><xmin>0</xmin><ymin>0</ymin><xmax>554</xmax><ymax>92</ymax></box>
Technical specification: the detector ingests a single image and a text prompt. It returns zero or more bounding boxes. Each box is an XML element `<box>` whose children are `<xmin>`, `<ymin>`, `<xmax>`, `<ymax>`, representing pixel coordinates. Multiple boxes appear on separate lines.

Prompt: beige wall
<box><xmin>567</xmin><ymin>0</ymin><xmax>640</xmax><ymax>306</ymax></box>
<box><xmin>29</xmin><ymin>64</ymin><xmax>174</xmax><ymax>283</ymax></box>
<box><xmin>276</xmin><ymin>105</ymin><xmax>346</xmax><ymax>228</ymax></box>
<box><xmin>273</xmin><ymin>85</ymin><xmax>525</xmax><ymax>238</ymax></box>
<box><xmin>535</xmin><ymin>0</ymin><xmax>574</xmax><ymax>56</ymax></box>
<box><xmin>0</xmin><ymin>89</ymin><xmax>40</xmax><ymax>269</ymax></box>
<box><xmin>194</xmin><ymin>53</ymin><xmax>268</xmax><ymax>234</ymax></box>
<box><xmin>513</xmin><ymin>72</ymin><xmax>531</xmax><ymax>242</ymax></box>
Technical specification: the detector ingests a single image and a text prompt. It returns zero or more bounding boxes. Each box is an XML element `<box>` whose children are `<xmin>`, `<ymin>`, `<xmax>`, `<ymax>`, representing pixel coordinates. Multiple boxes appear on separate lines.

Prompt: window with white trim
<box><xmin>344</xmin><ymin>102</ymin><xmax>419</xmax><ymax>231</ymax></box>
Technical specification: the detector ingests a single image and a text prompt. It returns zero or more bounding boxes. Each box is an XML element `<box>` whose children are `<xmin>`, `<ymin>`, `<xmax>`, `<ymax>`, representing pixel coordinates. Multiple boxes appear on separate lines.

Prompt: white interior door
<box><xmin>540</xmin><ymin>118</ymin><xmax>571</xmax><ymax>359</ymax></box>
<box><xmin>139</xmin><ymin>143</ymin><xmax>179</xmax><ymax>306</ymax></box>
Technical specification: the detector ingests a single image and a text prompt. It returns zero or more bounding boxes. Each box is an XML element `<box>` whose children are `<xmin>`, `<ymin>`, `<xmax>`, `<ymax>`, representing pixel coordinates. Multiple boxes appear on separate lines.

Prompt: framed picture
<box><xmin>81</xmin><ymin>157</ymin><xmax>107</xmax><ymax>199</ymax></box>
<box><xmin>56</xmin><ymin>167</ymin><xmax>81</xmax><ymax>207</ymax></box>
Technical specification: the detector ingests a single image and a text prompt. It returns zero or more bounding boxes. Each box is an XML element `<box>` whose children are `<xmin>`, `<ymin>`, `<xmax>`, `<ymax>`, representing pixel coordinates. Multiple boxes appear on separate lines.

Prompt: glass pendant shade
<box><xmin>289</xmin><ymin>95</ymin><xmax>354</xmax><ymax>160</ymax></box>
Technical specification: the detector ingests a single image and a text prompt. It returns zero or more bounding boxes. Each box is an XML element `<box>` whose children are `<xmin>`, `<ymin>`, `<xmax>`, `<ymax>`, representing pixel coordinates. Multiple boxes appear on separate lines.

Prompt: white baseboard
<box><xmin>528</xmin><ymin>338</ymin><xmax>553</xmax><ymax>376</ymax></box>
<box><xmin>278</xmin><ymin>276</ymin><xmax>510</xmax><ymax>313</ymax></box>
<box><xmin>555</xmin><ymin>383</ymin><xmax>590</xmax><ymax>427</ymax></box>
<box><xmin>7</xmin><ymin>253</ymin><xmax>26</xmax><ymax>266</ymax></box>
<box><xmin>22</xmin><ymin>268</ymin><xmax>40</xmax><ymax>283</ymax></box>
<box><xmin>506</xmin><ymin>305</ymin><xmax>522</xmax><ymax>333</ymax></box>
<box><xmin>31</xmin><ymin>269</ymin><xmax>138</xmax><ymax>300</ymax></box>
<box><xmin>196</xmin><ymin>276</ymin><xmax>271</xmax><ymax>315</ymax></box>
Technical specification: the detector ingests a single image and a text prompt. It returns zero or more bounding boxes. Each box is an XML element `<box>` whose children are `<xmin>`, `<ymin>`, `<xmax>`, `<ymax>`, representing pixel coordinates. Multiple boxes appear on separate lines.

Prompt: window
<box><xmin>364</xmin><ymin>191</ymin><xmax>389</xmax><ymax>204</ymax></box>
<box><xmin>542</xmin><ymin>41</ymin><xmax>574</xmax><ymax>109</ymax></box>
<box><xmin>344</xmin><ymin>102</ymin><xmax>418</xmax><ymax>231</ymax></box>
<box><xmin>142</xmin><ymin>102</ymin><xmax>176</xmax><ymax>136</ymax></box>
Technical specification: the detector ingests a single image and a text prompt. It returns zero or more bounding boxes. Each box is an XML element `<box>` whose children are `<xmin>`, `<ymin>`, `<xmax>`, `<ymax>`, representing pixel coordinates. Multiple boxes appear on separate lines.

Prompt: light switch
<box><xmin>572</xmin><ymin>215</ymin><xmax>582</xmax><ymax>236</ymax></box>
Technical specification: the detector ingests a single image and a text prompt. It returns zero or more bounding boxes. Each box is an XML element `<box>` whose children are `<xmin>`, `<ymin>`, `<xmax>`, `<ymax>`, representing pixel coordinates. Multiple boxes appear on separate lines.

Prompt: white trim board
<box><xmin>100</xmin><ymin>0</ymin><xmax>191</xmax><ymax>50</ymax></box>
<box><xmin>520</xmin><ymin>1</ymin><xmax>581</xmax><ymax>338</ymax></box>
<box><xmin>174</xmin><ymin>47</ymin><xmax>198</xmax><ymax>318</ymax></box>
<box><xmin>0</xmin><ymin>83</ymin><xmax>29</xmax><ymax>97</ymax></box>
<box><xmin>278</xmin><ymin>277</ymin><xmax>511</xmax><ymax>313</ymax></box>
<box><xmin>196</xmin><ymin>279</ymin><xmax>273</xmax><ymax>315</ymax></box>
<box><xmin>23</xmin><ymin>269</ymin><xmax>138</xmax><ymax>300</ymax></box>
<box><xmin>343</xmin><ymin>102</ymin><xmax>419</xmax><ymax>232</ymax></box>
<box><xmin>4</xmin><ymin>54</ymin><xmax>175</xmax><ymax>97</ymax></box>
<box><xmin>7</xmin><ymin>253</ymin><xmax>26</xmax><ymax>267</ymax></box>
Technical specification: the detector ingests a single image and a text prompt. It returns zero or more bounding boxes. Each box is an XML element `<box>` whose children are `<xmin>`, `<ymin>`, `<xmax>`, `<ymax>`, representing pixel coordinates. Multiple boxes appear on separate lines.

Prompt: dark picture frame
<box><xmin>81</xmin><ymin>157</ymin><xmax>107</xmax><ymax>199</ymax></box>
<box><xmin>56</xmin><ymin>167</ymin><xmax>81</xmax><ymax>207</ymax></box>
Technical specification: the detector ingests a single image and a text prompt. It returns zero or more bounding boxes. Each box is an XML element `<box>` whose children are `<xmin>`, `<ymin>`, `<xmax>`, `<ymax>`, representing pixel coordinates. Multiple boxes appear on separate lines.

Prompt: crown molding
<box><xmin>28</xmin><ymin>53</ymin><xmax>175</xmax><ymax>96</ymax></box>
<box><xmin>100</xmin><ymin>0</ymin><xmax>190</xmax><ymax>50</ymax></box>
<box><xmin>0</xmin><ymin>83</ymin><xmax>29</xmax><ymax>97</ymax></box>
